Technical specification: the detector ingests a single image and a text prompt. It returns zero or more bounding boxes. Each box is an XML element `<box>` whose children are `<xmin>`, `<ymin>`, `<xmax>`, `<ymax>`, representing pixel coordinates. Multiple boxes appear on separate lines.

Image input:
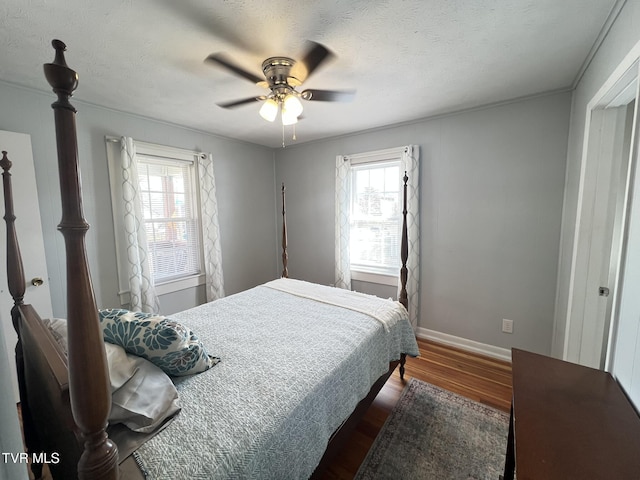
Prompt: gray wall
<box><xmin>0</xmin><ymin>81</ymin><xmax>277</xmax><ymax>317</ymax></box>
<box><xmin>0</xmin><ymin>70</ymin><xmax>572</xmax><ymax>356</ymax></box>
<box><xmin>554</xmin><ymin>0</ymin><xmax>640</xmax><ymax>357</ymax></box>
<box><xmin>275</xmin><ymin>92</ymin><xmax>571</xmax><ymax>355</ymax></box>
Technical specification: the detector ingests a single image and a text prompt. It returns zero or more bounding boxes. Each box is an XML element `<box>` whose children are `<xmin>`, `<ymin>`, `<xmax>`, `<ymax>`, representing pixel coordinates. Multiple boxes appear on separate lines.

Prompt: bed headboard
<box><xmin>2</xmin><ymin>149</ymin><xmax>85</xmax><ymax>480</ymax></box>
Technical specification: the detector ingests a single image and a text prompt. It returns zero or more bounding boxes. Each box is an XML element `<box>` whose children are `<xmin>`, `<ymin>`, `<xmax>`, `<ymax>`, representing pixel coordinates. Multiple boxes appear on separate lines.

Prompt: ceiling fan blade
<box><xmin>301</xmin><ymin>89</ymin><xmax>356</xmax><ymax>102</ymax></box>
<box><xmin>156</xmin><ymin>0</ymin><xmax>262</xmax><ymax>55</ymax></box>
<box><xmin>217</xmin><ymin>96</ymin><xmax>265</xmax><ymax>108</ymax></box>
<box><xmin>205</xmin><ymin>53</ymin><xmax>264</xmax><ymax>85</ymax></box>
<box><xmin>290</xmin><ymin>41</ymin><xmax>334</xmax><ymax>84</ymax></box>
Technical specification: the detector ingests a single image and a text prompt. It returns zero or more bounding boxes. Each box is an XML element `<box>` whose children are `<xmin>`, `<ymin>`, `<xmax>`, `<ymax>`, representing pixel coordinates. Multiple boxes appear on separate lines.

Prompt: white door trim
<box><xmin>564</xmin><ymin>39</ymin><xmax>640</xmax><ymax>365</ymax></box>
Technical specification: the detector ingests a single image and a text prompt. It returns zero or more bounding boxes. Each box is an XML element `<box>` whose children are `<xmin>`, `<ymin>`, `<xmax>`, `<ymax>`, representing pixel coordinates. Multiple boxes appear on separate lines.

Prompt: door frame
<box><xmin>564</xmin><ymin>42</ymin><xmax>640</xmax><ymax>368</ymax></box>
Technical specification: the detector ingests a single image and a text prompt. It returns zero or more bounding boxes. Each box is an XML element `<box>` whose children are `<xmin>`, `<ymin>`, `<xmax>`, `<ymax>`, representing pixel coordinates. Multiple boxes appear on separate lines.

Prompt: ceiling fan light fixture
<box><xmin>281</xmin><ymin>107</ymin><xmax>299</xmax><ymax>126</ymax></box>
<box><xmin>283</xmin><ymin>93</ymin><xmax>303</xmax><ymax>118</ymax></box>
<box><xmin>259</xmin><ymin>98</ymin><xmax>279</xmax><ymax>122</ymax></box>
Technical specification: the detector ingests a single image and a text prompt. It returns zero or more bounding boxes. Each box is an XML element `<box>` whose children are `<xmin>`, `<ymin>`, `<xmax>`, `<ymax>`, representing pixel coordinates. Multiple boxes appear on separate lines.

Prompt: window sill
<box><xmin>351</xmin><ymin>269</ymin><xmax>398</xmax><ymax>287</ymax></box>
<box><xmin>117</xmin><ymin>274</ymin><xmax>205</xmax><ymax>306</ymax></box>
<box><xmin>155</xmin><ymin>274</ymin><xmax>205</xmax><ymax>295</ymax></box>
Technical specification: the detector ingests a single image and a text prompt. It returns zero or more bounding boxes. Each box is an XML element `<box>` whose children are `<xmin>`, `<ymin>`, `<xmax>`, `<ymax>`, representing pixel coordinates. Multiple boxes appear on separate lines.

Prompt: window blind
<box><xmin>136</xmin><ymin>156</ymin><xmax>201</xmax><ymax>283</ymax></box>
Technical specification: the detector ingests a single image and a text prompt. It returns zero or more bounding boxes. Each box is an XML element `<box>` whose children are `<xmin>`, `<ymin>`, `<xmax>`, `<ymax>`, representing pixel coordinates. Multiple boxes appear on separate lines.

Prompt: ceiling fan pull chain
<box><xmin>292</xmin><ymin>124</ymin><xmax>297</xmax><ymax>142</ymax></box>
<box><xmin>282</xmin><ymin>123</ymin><xmax>286</xmax><ymax>148</ymax></box>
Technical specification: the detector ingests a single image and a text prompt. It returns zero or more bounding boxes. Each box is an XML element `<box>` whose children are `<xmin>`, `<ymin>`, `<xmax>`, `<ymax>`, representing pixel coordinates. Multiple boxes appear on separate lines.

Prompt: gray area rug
<box><xmin>355</xmin><ymin>378</ymin><xmax>509</xmax><ymax>479</ymax></box>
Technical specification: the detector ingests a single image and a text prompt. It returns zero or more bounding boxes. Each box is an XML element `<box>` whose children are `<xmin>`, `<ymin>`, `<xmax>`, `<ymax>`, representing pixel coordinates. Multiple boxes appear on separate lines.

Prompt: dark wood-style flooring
<box><xmin>320</xmin><ymin>338</ymin><xmax>513</xmax><ymax>479</ymax></box>
<box><xmin>22</xmin><ymin>338</ymin><xmax>512</xmax><ymax>480</ymax></box>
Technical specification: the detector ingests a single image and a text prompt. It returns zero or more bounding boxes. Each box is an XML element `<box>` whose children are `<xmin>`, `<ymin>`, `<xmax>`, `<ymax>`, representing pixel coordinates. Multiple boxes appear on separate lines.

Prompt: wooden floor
<box><xmin>320</xmin><ymin>338</ymin><xmax>513</xmax><ymax>479</ymax></box>
<box><xmin>22</xmin><ymin>338</ymin><xmax>512</xmax><ymax>480</ymax></box>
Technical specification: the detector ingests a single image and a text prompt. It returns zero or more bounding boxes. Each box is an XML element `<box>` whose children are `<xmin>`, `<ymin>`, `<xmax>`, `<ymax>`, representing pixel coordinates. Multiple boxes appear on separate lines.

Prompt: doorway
<box><xmin>564</xmin><ymin>58</ymin><xmax>639</xmax><ymax>370</ymax></box>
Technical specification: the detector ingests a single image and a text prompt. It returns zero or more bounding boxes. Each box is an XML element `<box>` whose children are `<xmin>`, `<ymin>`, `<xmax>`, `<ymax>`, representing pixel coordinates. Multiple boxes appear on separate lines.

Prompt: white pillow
<box><xmin>43</xmin><ymin>318</ymin><xmax>181</xmax><ymax>433</ymax></box>
<box><xmin>107</xmin><ymin>343</ymin><xmax>181</xmax><ymax>433</ymax></box>
<box><xmin>43</xmin><ymin>317</ymin><xmax>68</xmax><ymax>353</ymax></box>
<box><xmin>104</xmin><ymin>342</ymin><xmax>138</xmax><ymax>391</ymax></box>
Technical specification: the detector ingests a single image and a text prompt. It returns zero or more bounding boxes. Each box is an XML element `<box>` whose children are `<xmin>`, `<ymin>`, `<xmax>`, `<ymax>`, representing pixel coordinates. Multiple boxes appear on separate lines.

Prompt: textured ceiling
<box><xmin>0</xmin><ymin>0</ymin><xmax>617</xmax><ymax>148</ymax></box>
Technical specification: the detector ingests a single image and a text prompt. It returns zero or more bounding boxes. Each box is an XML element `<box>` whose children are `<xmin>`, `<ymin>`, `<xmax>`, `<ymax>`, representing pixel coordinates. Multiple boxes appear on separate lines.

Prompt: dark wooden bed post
<box><xmin>281</xmin><ymin>182</ymin><xmax>289</xmax><ymax>278</ymax></box>
<box><xmin>398</xmin><ymin>171</ymin><xmax>409</xmax><ymax>380</ymax></box>
<box><xmin>399</xmin><ymin>171</ymin><xmax>409</xmax><ymax>310</ymax></box>
<box><xmin>43</xmin><ymin>40</ymin><xmax>119</xmax><ymax>480</ymax></box>
<box><xmin>1</xmin><ymin>151</ymin><xmax>45</xmax><ymax>478</ymax></box>
<box><xmin>1</xmin><ymin>153</ymin><xmax>25</xmax><ymax>311</ymax></box>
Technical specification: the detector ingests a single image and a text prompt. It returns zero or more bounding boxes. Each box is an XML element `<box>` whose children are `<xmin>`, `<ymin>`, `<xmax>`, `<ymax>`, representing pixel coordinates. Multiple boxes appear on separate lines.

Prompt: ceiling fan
<box><xmin>205</xmin><ymin>41</ymin><xmax>355</xmax><ymax>126</ymax></box>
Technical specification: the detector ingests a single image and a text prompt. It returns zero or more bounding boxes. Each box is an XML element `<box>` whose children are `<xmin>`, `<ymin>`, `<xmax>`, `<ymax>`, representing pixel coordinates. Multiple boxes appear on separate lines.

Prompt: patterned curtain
<box><xmin>335</xmin><ymin>155</ymin><xmax>352</xmax><ymax>290</ymax></box>
<box><xmin>198</xmin><ymin>153</ymin><xmax>225</xmax><ymax>301</ymax></box>
<box><xmin>120</xmin><ymin>137</ymin><xmax>160</xmax><ymax>313</ymax></box>
<box><xmin>400</xmin><ymin>146</ymin><xmax>420</xmax><ymax>329</ymax></box>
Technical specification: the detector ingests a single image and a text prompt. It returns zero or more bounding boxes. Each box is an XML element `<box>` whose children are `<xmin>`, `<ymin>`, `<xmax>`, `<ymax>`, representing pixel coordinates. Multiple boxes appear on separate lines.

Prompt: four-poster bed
<box><xmin>3</xmin><ymin>40</ymin><xmax>418</xmax><ymax>479</ymax></box>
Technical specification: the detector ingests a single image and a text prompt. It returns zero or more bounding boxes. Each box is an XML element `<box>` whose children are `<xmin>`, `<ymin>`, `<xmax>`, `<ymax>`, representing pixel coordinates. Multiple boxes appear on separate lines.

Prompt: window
<box><xmin>106</xmin><ymin>138</ymin><xmax>220</xmax><ymax>308</ymax></box>
<box><xmin>136</xmin><ymin>155</ymin><xmax>201</xmax><ymax>283</ymax></box>
<box><xmin>336</xmin><ymin>145</ymin><xmax>419</xmax><ymax>324</ymax></box>
<box><xmin>350</xmin><ymin>160</ymin><xmax>402</xmax><ymax>277</ymax></box>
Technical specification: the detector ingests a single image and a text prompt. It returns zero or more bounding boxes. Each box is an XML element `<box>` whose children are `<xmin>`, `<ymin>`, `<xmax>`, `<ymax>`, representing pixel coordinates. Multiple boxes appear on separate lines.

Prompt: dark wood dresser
<box><xmin>502</xmin><ymin>348</ymin><xmax>640</xmax><ymax>480</ymax></box>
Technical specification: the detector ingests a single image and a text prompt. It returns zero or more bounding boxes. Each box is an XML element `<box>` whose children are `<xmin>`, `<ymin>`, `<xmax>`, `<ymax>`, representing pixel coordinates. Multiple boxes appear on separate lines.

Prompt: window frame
<box><xmin>345</xmin><ymin>147</ymin><xmax>406</xmax><ymax>286</ymax></box>
<box><xmin>135</xmin><ymin>153</ymin><xmax>202</xmax><ymax>284</ymax></box>
<box><xmin>106</xmin><ymin>138</ymin><xmax>206</xmax><ymax>304</ymax></box>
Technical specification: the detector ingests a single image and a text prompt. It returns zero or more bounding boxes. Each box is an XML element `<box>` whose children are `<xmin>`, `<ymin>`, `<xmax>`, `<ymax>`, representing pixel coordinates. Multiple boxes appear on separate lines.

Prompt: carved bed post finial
<box><xmin>43</xmin><ymin>40</ymin><xmax>79</xmax><ymax>113</ymax></box>
<box><xmin>281</xmin><ymin>183</ymin><xmax>289</xmax><ymax>278</ymax></box>
<box><xmin>43</xmin><ymin>40</ymin><xmax>119</xmax><ymax>480</ymax></box>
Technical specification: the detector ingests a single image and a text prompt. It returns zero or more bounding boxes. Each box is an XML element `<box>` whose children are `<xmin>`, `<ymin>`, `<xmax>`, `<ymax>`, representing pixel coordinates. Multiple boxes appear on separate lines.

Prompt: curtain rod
<box><xmin>104</xmin><ymin>135</ymin><xmax>207</xmax><ymax>159</ymax></box>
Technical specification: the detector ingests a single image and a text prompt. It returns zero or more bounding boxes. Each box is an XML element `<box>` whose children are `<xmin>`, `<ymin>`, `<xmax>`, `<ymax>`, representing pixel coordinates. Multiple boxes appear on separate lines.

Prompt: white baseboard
<box><xmin>416</xmin><ymin>327</ymin><xmax>512</xmax><ymax>362</ymax></box>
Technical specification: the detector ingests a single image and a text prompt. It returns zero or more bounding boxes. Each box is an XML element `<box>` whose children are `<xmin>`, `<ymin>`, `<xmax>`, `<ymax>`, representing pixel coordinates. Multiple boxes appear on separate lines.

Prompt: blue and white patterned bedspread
<box><xmin>134</xmin><ymin>279</ymin><xmax>419</xmax><ymax>479</ymax></box>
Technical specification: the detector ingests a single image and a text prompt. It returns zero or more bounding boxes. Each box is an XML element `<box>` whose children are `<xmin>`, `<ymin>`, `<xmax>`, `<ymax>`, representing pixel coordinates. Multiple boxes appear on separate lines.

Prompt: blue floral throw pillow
<box><xmin>99</xmin><ymin>309</ymin><xmax>220</xmax><ymax>376</ymax></box>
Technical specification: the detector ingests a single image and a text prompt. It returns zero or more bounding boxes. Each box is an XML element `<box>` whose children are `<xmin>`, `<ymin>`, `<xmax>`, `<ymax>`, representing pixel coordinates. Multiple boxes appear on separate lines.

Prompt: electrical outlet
<box><xmin>502</xmin><ymin>319</ymin><xmax>514</xmax><ymax>334</ymax></box>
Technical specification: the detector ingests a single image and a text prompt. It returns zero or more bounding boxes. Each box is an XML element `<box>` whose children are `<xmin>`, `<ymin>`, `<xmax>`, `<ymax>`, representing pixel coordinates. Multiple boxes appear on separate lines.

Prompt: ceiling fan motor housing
<box><xmin>261</xmin><ymin>57</ymin><xmax>302</xmax><ymax>98</ymax></box>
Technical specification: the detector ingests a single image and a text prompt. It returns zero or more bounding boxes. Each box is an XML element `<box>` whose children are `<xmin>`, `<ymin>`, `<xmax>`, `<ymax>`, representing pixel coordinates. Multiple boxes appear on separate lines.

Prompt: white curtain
<box><xmin>335</xmin><ymin>154</ymin><xmax>351</xmax><ymax>289</ymax></box>
<box><xmin>120</xmin><ymin>137</ymin><xmax>160</xmax><ymax>313</ymax></box>
<box><xmin>198</xmin><ymin>153</ymin><xmax>225</xmax><ymax>302</ymax></box>
<box><xmin>399</xmin><ymin>145</ymin><xmax>420</xmax><ymax>329</ymax></box>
